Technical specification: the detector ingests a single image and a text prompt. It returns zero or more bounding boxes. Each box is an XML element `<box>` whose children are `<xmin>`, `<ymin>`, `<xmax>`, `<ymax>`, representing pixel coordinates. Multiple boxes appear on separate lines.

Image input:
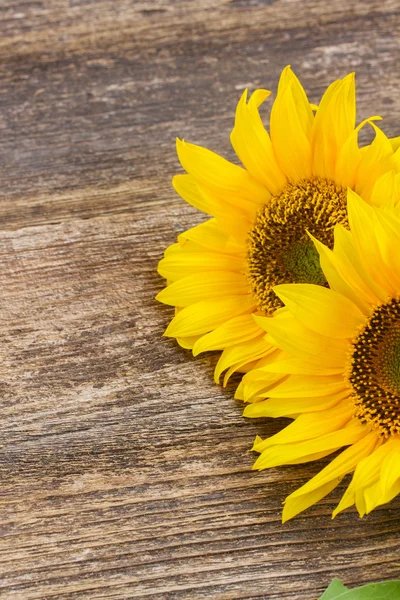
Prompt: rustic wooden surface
<box><xmin>1</xmin><ymin>1</ymin><xmax>400</xmax><ymax>599</ymax></box>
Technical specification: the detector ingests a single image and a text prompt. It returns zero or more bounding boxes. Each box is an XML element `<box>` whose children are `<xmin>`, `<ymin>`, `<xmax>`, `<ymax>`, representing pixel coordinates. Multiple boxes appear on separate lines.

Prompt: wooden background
<box><xmin>1</xmin><ymin>1</ymin><xmax>400</xmax><ymax>598</ymax></box>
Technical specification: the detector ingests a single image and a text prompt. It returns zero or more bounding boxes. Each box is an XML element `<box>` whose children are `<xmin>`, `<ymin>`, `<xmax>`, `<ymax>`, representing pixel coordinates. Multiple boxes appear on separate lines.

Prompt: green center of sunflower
<box><xmin>281</xmin><ymin>240</ymin><xmax>327</xmax><ymax>287</ymax></box>
<box><xmin>247</xmin><ymin>177</ymin><xmax>348</xmax><ymax>313</ymax></box>
<box><xmin>350</xmin><ymin>298</ymin><xmax>400</xmax><ymax>437</ymax></box>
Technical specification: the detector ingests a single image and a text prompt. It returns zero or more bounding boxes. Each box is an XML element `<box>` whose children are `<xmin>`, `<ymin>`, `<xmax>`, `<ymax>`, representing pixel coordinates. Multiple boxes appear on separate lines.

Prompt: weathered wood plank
<box><xmin>1</xmin><ymin>1</ymin><xmax>400</xmax><ymax>599</ymax></box>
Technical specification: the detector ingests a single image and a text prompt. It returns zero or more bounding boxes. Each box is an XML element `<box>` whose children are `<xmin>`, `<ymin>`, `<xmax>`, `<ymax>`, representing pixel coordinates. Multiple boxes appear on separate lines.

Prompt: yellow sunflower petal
<box><xmin>348</xmin><ymin>440</ymin><xmax>390</xmax><ymax>491</ymax></box>
<box><xmin>335</xmin><ymin>116</ymin><xmax>382</xmax><ymax>189</ymax></box>
<box><xmin>243</xmin><ymin>389</ymin><xmax>350</xmax><ymax>419</ymax></box>
<box><xmin>270</xmin><ymin>66</ymin><xmax>313</xmax><ymax>182</ymax></box>
<box><xmin>256</xmin><ymin>374</ymin><xmax>346</xmax><ymax>399</ymax></box>
<box><xmin>381</xmin><ymin>172</ymin><xmax>400</xmax><ymax>210</ymax></box>
<box><xmin>369</xmin><ymin>170</ymin><xmax>397</xmax><ymax>208</ymax></box>
<box><xmin>178</xmin><ymin>219</ymin><xmax>245</xmax><ymax>256</ymax></box>
<box><xmin>360</xmin><ymin>481</ymin><xmax>383</xmax><ymax>516</ymax></box>
<box><xmin>354</xmin><ymin>124</ymin><xmax>396</xmax><ymax>204</ymax></box>
<box><xmin>237</xmin><ymin>368</ymin><xmax>286</xmax><ymax>402</ymax></box>
<box><xmin>176</xmin><ymin>138</ymin><xmax>269</xmax><ymax>207</ymax></box>
<box><xmin>376</xmin><ymin>480</ymin><xmax>400</xmax><ymax>511</ymax></box>
<box><xmin>156</xmin><ymin>271</ymin><xmax>249</xmax><ymax>307</ymax></box>
<box><xmin>283</xmin><ymin>480</ymin><xmax>342</xmax><ymax>523</ymax></box>
<box><xmin>158</xmin><ymin>248</ymin><xmax>246</xmax><ymax>282</ymax></box>
<box><xmin>360</xmin><ymin>442</ymin><xmax>400</xmax><ymax>516</ymax></box>
<box><xmin>254</xmin><ymin>312</ymin><xmax>348</xmax><ymax>367</ymax></box>
<box><xmin>256</xmin><ymin>354</ymin><xmax>343</xmax><ymax>376</ymax></box>
<box><xmin>273</xmin><ymin>283</ymin><xmax>365</xmax><ymax>339</ymax></box>
<box><xmin>190</xmin><ymin>182</ymin><xmax>255</xmax><ymax>241</ymax></box>
<box><xmin>253</xmin><ymin>421</ymin><xmax>366</xmax><ymax>470</ymax></box>
<box><xmin>164</xmin><ymin>295</ymin><xmax>256</xmax><ymax>337</ymax></box>
<box><xmin>172</xmin><ymin>174</ymin><xmax>217</xmax><ymax>215</ymax></box>
<box><xmin>347</xmin><ymin>188</ymin><xmax>396</xmax><ymax>296</ymax></box>
<box><xmin>284</xmin><ymin>431</ymin><xmax>378</xmax><ymax>518</ymax></box>
<box><xmin>332</xmin><ymin>224</ymin><xmax>387</xmax><ymax>304</ymax></box>
<box><xmin>393</xmin><ymin>148</ymin><xmax>400</xmax><ymax>177</ymax></box>
<box><xmin>239</xmin><ymin>358</ymin><xmax>264</xmax><ymax>373</ymax></box>
<box><xmin>214</xmin><ymin>335</ymin><xmax>274</xmax><ymax>385</ymax></box>
<box><xmin>192</xmin><ymin>313</ymin><xmax>263</xmax><ymax>356</ymax></box>
<box><xmin>333</xmin><ymin>440</ymin><xmax>394</xmax><ymax>516</ymax></box>
<box><xmin>374</xmin><ymin>209</ymin><xmax>400</xmax><ymax>287</ymax></box>
<box><xmin>379</xmin><ymin>442</ymin><xmax>400</xmax><ymax>498</ymax></box>
<box><xmin>309</xmin><ymin>232</ymin><xmax>372</xmax><ymax>314</ymax></box>
<box><xmin>312</xmin><ymin>73</ymin><xmax>355</xmax><ymax>179</ymax></box>
<box><xmin>231</xmin><ymin>89</ymin><xmax>287</xmax><ymax>194</ymax></box>
<box><xmin>176</xmin><ymin>335</ymin><xmax>201</xmax><ymax>350</ymax></box>
<box><xmin>389</xmin><ymin>136</ymin><xmax>400</xmax><ymax>151</ymax></box>
<box><xmin>276</xmin><ymin>67</ymin><xmax>313</xmax><ymax>136</ymax></box>
<box><xmin>332</xmin><ymin>486</ymin><xmax>356</xmax><ymax>517</ymax></box>
<box><xmin>255</xmin><ymin>401</ymin><xmax>354</xmax><ymax>449</ymax></box>
<box><xmin>282</xmin><ymin>433</ymin><xmax>378</xmax><ymax>522</ymax></box>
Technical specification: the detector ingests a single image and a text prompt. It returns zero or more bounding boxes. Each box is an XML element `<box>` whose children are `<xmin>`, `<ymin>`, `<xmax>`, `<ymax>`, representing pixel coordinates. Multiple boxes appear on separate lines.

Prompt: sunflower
<box><xmin>240</xmin><ymin>190</ymin><xmax>400</xmax><ymax>521</ymax></box>
<box><xmin>157</xmin><ymin>67</ymin><xmax>400</xmax><ymax>385</ymax></box>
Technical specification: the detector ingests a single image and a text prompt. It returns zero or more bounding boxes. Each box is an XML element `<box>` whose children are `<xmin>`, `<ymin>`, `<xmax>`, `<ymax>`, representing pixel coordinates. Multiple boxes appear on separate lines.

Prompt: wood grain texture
<box><xmin>1</xmin><ymin>1</ymin><xmax>400</xmax><ymax>599</ymax></box>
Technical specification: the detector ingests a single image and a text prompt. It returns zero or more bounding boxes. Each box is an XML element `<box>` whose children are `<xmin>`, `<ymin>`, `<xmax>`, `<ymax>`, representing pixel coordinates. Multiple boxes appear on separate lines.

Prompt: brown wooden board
<box><xmin>0</xmin><ymin>1</ymin><xmax>400</xmax><ymax>598</ymax></box>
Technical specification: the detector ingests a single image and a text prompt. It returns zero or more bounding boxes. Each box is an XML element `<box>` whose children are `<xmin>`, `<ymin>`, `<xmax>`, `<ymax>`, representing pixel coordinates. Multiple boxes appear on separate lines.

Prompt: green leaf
<box><xmin>319</xmin><ymin>579</ymin><xmax>348</xmax><ymax>599</ymax></box>
<box><xmin>318</xmin><ymin>580</ymin><xmax>400</xmax><ymax>600</ymax></box>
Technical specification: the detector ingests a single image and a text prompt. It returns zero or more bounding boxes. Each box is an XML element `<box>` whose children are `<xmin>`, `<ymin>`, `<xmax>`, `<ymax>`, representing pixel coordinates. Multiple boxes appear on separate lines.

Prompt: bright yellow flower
<box><xmin>241</xmin><ymin>190</ymin><xmax>400</xmax><ymax>521</ymax></box>
<box><xmin>157</xmin><ymin>66</ymin><xmax>400</xmax><ymax>384</ymax></box>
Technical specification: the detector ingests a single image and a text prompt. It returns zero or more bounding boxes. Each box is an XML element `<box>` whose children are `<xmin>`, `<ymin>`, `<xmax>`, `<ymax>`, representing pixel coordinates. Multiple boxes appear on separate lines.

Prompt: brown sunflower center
<box><xmin>350</xmin><ymin>298</ymin><xmax>400</xmax><ymax>437</ymax></box>
<box><xmin>247</xmin><ymin>177</ymin><xmax>348</xmax><ymax>313</ymax></box>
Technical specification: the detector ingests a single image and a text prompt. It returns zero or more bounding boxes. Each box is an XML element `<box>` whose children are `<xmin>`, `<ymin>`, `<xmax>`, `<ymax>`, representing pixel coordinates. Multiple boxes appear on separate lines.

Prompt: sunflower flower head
<box><xmin>247</xmin><ymin>177</ymin><xmax>348</xmax><ymax>312</ymax></box>
<box><xmin>240</xmin><ymin>189</ymin><xmax>400</xmax><ymax>521</ymax></box>
<box><xmin>157</xmin><ymin>66</ymin><xmax>400</xmax><ymax>386</ymax></box>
